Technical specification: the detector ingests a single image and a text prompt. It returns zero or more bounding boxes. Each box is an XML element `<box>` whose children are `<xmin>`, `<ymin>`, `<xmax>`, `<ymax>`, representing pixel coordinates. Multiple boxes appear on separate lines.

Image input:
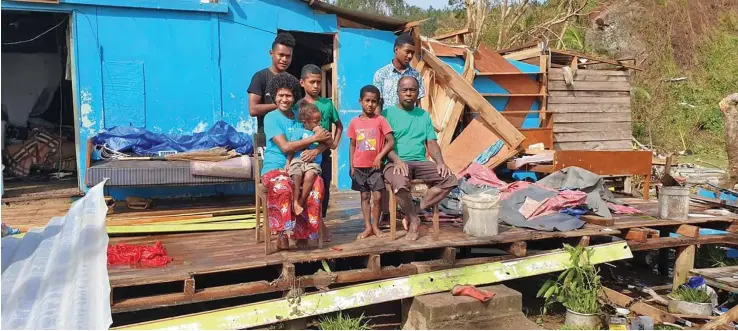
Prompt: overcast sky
<box><xmin>405</xmin><ymin>0</ymin><xmax>449</xmax><ymax>9</ymax></box>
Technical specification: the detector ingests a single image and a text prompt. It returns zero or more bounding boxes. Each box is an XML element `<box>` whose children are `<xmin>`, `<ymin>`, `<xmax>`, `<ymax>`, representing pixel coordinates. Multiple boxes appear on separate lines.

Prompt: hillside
<box><xmin>334</xmin><ymin>0</ymin><xmax>738</xmax><ymax>162</ymax></box>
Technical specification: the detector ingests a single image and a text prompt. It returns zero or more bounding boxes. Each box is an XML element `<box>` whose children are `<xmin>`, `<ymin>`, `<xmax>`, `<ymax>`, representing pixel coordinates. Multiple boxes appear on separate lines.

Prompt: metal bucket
<box><xmin>658</xmin><ymin>186</ymin><xmax>690</xmax><ymax>220</ymax></box>
<box><xmin>564</xmin><ymin>310</ymin><xmax>601</xmax><ymax>329</ymax></box>
<box><xmin>667</xmin><ymin>298</ymin><xmax>712</xmax><ymax>315</ymax></box>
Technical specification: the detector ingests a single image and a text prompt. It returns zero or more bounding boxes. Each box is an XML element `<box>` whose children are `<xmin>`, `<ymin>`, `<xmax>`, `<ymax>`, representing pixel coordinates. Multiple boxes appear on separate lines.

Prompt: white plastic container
<box><xmin>461</xmin><ymin>193</ymin><xmax>500</xmax><ymax>237</ymax></box>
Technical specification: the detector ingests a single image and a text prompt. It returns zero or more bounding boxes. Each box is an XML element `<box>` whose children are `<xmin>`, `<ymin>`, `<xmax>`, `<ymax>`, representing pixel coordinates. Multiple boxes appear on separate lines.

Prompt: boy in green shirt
<box><xmin>383</xmin><ymin>76</ymin><xmax>457</xmax><ymax>241</ymax></box>
<box><xmin>298</xmin><ymin>64</ymin><xmax>344</xmax><ymax>237</ymax></box>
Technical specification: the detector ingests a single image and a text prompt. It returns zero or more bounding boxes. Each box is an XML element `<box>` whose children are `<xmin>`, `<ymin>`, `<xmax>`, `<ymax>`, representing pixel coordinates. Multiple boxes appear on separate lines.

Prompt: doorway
<box><xmin>279</xmin><ymin>30</ymin><xmax>340</xmax><ymax>188</ymax></box>
<box><xmin>1</xmin><ymin>10</ymin><xmax>79</xmax><ymax>200</ymax></box>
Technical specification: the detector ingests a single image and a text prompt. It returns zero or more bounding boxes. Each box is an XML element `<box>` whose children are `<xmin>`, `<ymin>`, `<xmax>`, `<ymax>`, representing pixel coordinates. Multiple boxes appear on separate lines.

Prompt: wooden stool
<box><xmin>385</xmin><ymin>179</ymin><xmax>440</xmax><ymax>241</ymax></box>
<box><xmin>254</xmin><ymin>148</ymin><xmax>323</xmax><ymax>255</ymax></box>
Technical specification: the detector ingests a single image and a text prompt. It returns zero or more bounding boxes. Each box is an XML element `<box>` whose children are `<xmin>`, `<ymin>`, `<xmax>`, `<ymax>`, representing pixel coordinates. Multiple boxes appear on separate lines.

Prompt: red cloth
<box><xmin>607</xmin><ymin>202</ymin><xmax>641</xmax><ymax>215</ymax></box>
<box><xmin>457</xmin><ymin>163</ymin><xmax>507</xmax><ymax>188</ymax></box>
<box><xmin>262</xmin><ymin>169</ymin><xmax>323</xmax><ymax>240</ymax></box>
<box><xmin>347</xmin><ymin>115</ymin><xmax>393</xmax><ymax>168</ymax></box>
<box><xmin>107</xmin><ymin>241</ymin><xmax>173</xmax><ymax>267</ymax></box>
<box><xmin>452</xmin><ymin>285</ymin><xmax>496</xmax><ymax>302</ymax></box>
<box><xmin>528</xmin><ymin>190</ymin><xmax>588</xmax><ymax>219</ymax></box>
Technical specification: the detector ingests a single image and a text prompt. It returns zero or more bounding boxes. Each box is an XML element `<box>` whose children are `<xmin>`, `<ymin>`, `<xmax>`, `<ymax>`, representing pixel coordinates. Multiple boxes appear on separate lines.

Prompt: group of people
<box><xmin>248</xmin><ymin>32</ymin><xmax>457</xmax><ymax>251</ymax></box>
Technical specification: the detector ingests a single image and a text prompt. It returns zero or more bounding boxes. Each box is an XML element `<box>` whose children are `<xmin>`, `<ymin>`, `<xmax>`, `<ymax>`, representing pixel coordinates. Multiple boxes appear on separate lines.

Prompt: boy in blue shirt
<box><xmin>287</xmin><ymin>101</ymin><xmax>332</xmax><ymax>215</ymax></box>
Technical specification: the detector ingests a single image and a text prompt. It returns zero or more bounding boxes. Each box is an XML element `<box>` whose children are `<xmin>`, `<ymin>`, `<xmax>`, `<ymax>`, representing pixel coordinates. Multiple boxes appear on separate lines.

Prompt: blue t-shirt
<box><xmin>262</xmin><ymin>109</ymin><xmax>299</xmax><ymax>175</ymax></box>
<box><xmin>289</xmin><ymin>128</ymin><xmax>322</xmax><ymax>164</ymax></box>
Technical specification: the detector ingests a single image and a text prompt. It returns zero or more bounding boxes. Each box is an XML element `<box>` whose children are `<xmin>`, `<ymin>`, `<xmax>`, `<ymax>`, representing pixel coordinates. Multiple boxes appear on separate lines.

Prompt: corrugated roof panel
<box><xmin>2</xmin><ymin>181</ymin><xmax>112</xmax><ymax>330</ymax></box>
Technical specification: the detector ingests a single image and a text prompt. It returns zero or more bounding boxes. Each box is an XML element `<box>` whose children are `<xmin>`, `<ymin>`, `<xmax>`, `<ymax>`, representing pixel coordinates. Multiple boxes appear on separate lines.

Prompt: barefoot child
<box><xmin>287</xmin><ymin>102</ymin><xmax>333</xmax><ymax>215</ymax></box>
<box><xmin>348</xmin><ymin>85</ymin><xmax>395</xmax><ymax>239</ymax></box>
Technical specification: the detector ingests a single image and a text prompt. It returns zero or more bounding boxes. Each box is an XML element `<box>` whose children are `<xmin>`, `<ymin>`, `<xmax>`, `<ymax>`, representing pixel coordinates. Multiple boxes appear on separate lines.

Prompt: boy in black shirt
<box><xmin>247</xmin><ymin>32</ymin><xmax>296</xmax><ymax>147</ymax></box>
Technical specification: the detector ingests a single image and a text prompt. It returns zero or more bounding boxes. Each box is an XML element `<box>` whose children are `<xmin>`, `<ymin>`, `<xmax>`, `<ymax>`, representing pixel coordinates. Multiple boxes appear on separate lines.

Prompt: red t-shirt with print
<box><xmin>347</xmin><ymin>115</ymin><xmax>393</xmax><ymax>168</ymax></box>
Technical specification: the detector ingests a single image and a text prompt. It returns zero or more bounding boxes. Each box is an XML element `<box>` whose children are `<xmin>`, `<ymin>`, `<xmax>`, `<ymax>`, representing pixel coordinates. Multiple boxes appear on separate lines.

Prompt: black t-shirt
<box><xmin>247</xmin><ymin>68</ymin><xmax>277</xmax><ymax>135</ymax></box>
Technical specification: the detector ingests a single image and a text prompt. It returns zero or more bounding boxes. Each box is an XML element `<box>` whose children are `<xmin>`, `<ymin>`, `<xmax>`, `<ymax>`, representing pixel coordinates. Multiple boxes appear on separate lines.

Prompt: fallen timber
<box><xmin>115</xmin><ymin>242</ymin><xmax>633</xmax><ymax>330</ymax></box>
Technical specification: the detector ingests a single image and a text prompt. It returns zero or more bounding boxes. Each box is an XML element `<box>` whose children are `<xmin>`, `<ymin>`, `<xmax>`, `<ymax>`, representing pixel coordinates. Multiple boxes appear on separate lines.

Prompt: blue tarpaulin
<box><xmin>92</xmin><ymin>121</ymin><xmax>253</xmax><ymax>156</ymax></box>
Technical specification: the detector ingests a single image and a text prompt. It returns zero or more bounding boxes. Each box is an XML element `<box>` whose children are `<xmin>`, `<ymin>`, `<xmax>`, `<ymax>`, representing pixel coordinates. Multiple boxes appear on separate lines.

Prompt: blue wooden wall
<box><xmin>2</xmin><ymin>0</ymin><xmax>343</xmax><ymax>198</ymax></box>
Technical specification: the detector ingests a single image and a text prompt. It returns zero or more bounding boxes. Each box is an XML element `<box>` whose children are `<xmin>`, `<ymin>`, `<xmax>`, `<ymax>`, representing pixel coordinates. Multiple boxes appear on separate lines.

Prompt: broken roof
<box><xmin>302</xmin><ymin>0</ymin><xmax>409</xmax><ymax>31</ymax></box>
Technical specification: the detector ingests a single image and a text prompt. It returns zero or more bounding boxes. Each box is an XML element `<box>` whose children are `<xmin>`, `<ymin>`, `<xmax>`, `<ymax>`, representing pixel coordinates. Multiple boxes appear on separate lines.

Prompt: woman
<box><xmin>261</xmin><ymin>73</ymin><xmax>332</xmax><ymax>250</ymax></box>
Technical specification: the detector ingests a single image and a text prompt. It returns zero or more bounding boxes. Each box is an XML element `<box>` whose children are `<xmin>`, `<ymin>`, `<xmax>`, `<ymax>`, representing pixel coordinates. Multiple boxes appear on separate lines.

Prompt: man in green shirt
<box><xmin>383</xmin><ymin>76</ymin><xmax>457</xmax><ymax>241</ymax></box>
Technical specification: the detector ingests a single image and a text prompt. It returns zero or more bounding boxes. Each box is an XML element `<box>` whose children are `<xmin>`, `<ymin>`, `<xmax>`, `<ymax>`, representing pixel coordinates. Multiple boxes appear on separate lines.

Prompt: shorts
<box><xmin>288</xmin><ymin>158</ymin><xmax>322</xmax><ymax>177</ymax></box>
<box><xmin>351</xmin><ymin>168</ymin><xmax>385</xmax><ymax>192</ymax></box>
<box><xmin>383</xmin><ymin>161</ymin><xmax>457</xmax><ymax>192</ymax></box>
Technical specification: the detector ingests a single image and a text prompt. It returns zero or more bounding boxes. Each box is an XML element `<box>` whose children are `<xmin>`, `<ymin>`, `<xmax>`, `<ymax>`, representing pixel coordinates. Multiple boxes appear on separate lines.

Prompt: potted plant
<box><xmin>667</xmin><ymin>285</ymin><xmax>712</xmax><ymax>316</ymax></box>
<box><xmin>537</xmin><ymin>244</ymin><xmax>603</xmax><ymax>329</ymax></box>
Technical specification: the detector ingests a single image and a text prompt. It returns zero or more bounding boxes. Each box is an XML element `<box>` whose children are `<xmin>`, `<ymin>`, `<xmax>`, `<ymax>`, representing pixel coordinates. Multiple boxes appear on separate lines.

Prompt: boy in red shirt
<box><xmin>348</xmin><ymin>85</ymin><xmax>395</xmax><ymax>239</ymax></box>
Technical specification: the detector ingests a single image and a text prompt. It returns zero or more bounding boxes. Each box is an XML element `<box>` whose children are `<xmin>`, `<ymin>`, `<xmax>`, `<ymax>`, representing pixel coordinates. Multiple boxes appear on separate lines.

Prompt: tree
<box><xmin>332</xmin><ymin>0</ymin><xmax>407</xmax><ymax>17</ymax></box>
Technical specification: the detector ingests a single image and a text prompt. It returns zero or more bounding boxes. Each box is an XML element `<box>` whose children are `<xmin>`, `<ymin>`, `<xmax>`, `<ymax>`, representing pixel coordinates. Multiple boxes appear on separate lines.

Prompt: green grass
<box><xmin>655</xmin><ymin>324</ymin><xmax>682</xmax><ymax>330</ymax></box>
<box><xmin>317</xmin><ymin>313</ymin><xmax>371</xmax><ymax>330</ymax></box>
<box><xmin>560</xmin><ymin>324</ymin><xmax>596</xmax><ymax>330</ymax></box>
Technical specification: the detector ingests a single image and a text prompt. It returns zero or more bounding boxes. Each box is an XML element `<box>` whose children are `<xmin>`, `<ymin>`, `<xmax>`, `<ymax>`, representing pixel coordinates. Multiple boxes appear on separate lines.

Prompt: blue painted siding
<box><xmin>336</xmin><ymin>28</ymin><xmax>396</xmax><ymax>190</ymax></box>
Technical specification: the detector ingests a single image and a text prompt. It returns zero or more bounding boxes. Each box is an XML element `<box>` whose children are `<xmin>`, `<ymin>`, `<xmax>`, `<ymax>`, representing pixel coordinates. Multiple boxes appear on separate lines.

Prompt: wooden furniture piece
<box><xmin>254</xmin><ymin>147</ymin><xmax>323</xmax><ymax>255</ymax></box>
<box><xmin>386</xmin><ymin>179</ymin><xmax>441</xmax><ymax>241</ymax></box>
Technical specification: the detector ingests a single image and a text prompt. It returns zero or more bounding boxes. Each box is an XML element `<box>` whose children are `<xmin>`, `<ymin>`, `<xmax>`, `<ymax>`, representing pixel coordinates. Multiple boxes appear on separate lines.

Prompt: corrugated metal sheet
<box><xmin>2</xmin><ymin>181</ymin><xmax>112</xmax><ymax>330</ymax></box>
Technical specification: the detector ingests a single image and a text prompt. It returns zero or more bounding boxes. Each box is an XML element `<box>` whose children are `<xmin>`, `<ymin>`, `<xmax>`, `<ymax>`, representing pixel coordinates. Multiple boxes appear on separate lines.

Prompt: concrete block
<box><xmin>402</xmin><ymin>285</ymin><xmax>541</xmax><ymax>330</ymax></box>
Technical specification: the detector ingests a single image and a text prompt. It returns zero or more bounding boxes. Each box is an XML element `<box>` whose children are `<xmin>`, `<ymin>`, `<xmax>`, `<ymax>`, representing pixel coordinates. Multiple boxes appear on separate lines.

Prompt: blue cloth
<box><xmin>474</xmin><ymin>139</ymin><xmax>504</xmax><ymax>164</ymax></box>
<box><xmin>687</xmin><ymin>276</ymin><xmax>706</xmax><ymax>289</ymax></box>
<box><xmin>93</xmin><ymin>121</ymin><xmax>253</xmax><ymax>156</ymax></box>
<box><xmin>289</xmin><ymin>127</ymin><xmax>322</xmax><ymax>165</ymax></box>
<box><xmin>263</xmin><ymin>109</ymin><xmax>300</xmax><ymax>175</ymax></box>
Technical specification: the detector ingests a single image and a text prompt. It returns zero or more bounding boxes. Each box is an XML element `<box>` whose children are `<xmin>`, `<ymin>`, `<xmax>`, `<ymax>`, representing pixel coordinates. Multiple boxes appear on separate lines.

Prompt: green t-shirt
<box><xmin>382</xmin><ymin>105</ymin><xmax>437</xmax><ymax>162</ymax></box>
<box><xmin>313</xmin><ymin>97</ymin><xmax>340</xmax><ymax>132</ymax></box>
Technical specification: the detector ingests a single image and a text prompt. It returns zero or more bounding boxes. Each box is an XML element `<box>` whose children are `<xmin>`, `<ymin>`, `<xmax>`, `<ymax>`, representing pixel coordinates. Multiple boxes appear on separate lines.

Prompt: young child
<box><xmin>348</xmin><ymin>85</ymin><xmax>395</xmax><ymax>239</ymax></box>
<box><xmin>287</xmin><ymin>102</ymin><xmax>333</xmax><ymax>215</ymax></box>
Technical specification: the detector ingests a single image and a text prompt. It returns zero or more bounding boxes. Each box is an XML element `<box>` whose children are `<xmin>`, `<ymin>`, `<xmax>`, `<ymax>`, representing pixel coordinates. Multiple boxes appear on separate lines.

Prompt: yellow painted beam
<box><xmin>115</xmin><ymin>242</ymin><xmax>633</xmax><ymax>330</ymax></box>
<box><xmin>152</xmin><ymin>214</ymin><xmax>255</xmax><ymax>225</ymax></box>
<box><xmin>106</xmin><ymin>221</ymin><xmax>254</xmax><ymax>234</ymax></box>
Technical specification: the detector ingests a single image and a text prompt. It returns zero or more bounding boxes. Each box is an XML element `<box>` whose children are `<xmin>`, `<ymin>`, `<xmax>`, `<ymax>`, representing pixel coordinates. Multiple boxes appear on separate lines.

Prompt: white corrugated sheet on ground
<box><xmin>1</xmin><ymin>181</ymin><xmax>112</xmax><ymax>330</ymax></box>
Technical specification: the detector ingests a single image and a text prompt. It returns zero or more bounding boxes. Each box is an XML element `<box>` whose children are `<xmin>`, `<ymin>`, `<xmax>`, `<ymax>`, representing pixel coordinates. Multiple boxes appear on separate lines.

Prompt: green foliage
<box><xmin>655</xmin><ymin>324</ymin><xmax>681</xmax><ymax>330</ymax></box>
<box><xmin>669</xmin><ymin>285</ymin><xmax>712</xmax><ymax>304</ymax></box>
<box><xmin>560</xmin><ymin>25</ymin><xmax>587</xmax><ymax>51</ymax></box>
<box><xmin>696</xmin><ymin>245</ymin><xmax>738</xmax><ymax>268</ymax></box>
<box><xmin>318</xmin><ymin>312</ymin><xmax>371</xmax><ymax>330</ymax></box>
<box><xmin>537</xmin><ymin>244</ymin><xmax>602</xmax><ymax>315</ymax></box>
<box><xmin>560</xmin><ymin>324</ymin><xmax>596</xmax><ymax>330</ymax></box>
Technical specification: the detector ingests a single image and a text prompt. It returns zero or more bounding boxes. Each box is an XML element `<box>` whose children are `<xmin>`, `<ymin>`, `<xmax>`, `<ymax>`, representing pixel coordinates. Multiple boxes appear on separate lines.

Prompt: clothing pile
<box><xmin>441</xmin><ymin>166</ymin><xmax>642</xmax><ymax>232</ymax></box>
<box><xmin>107</xmin><ymin>241</ymin><xmax>173</xmax><ymax>268</ymax></box>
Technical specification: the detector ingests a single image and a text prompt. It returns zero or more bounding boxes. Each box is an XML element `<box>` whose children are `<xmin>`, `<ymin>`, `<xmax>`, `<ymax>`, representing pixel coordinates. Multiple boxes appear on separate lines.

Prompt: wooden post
<box><xmin>673</xmin><ymin>225</ymin><xmax>700</xmax><ymax>290</ymax></box>
<box><xmin>184</xmin><ymin>277</ymin><xmax>196</xmax><ymax>296</ymax></box>
<box><xmin>432</xmin><ymin>204</ymin><xmax>440</xmax><ymax>241</ymax></box>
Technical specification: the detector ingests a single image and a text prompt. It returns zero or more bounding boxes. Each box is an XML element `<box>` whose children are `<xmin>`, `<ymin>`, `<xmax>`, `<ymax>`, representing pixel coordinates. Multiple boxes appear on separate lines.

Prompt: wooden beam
<box><xmin>507</xmin><ymin>241</ymin><xmax>527</xmax><ymax>257</ymax></box>
<box><xmin>438</xmin><ymin>48</ymin><xmax>474</xmax><ymax>150</ymax></box>
<box><xmin>116</xmin><ymin>243</ymin><xmax>633</xmax><ymax>330</ymax></box>
<box><xmin>674</xmin><ymin>225</ymin><xmax>700</xmax><ymax>290</ymax></box>
<box><xmin>432</xmin><ymin>27</ymin><xmax>472</xmax><ymax>41</ymax></box>
<box><xmin>106</xmin><ymin>221</ymin><xmax>254</xmax><ymax>234</ymax></box>
<box><xmin>701</xmin><ymin>304</ymin><xmax>738</xmax><ymax>330</ymax></box>
<box><xmin>581</xmin><ymin>215</ymin><xmax>615</xmax><ymax>226</ymax></box>
<box><xmin>421</xmin><ymin>50</ymin><xmax>525</xmax><ymax>147</ymax></box>
<box><xmin>601</xmin><ymin>287</ymin><xmax>679</xmax><ymax>324</ymax></box>
<box><xmin>550</xmin><ymin>48</ymin><xmax>643</xmax><ymax>71</ymax></box>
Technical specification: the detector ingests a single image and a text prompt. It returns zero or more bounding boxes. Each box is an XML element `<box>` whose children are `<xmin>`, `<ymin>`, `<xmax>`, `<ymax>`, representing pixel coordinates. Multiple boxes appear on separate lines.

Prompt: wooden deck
<box><xmin>105</xmin><ymin>193</ymin><xmax>738</xmax><ymax>313</ymax></box>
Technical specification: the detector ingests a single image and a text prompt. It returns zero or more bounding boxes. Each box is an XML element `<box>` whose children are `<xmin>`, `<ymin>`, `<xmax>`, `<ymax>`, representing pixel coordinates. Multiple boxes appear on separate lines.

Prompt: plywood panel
<box><xmin>553</xmin><ymin>151</ymin><xmax>652</xmax><ymax>175</ymax></box>
<box><xmin>520</xmin><ymin>128</ymin><xmax>553</xmax><ymax>149</ymax></box>
<box><xmin>443</xmin><ymin>117</ymin><xmax>510</xmax><ymax>173</ymax></box>
<box><xmin>555</xmin><ymin>140</ymin><xmax>633</xmax><ymax>151</ymax></box>
<box><xmin>554</xmin><ymin>122</ymin><xmax>632</xmax><ymax>133</ymax></box>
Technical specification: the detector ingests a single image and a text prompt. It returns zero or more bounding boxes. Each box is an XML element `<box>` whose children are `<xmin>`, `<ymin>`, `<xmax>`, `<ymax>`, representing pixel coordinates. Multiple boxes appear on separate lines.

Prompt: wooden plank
<box><xmin>106</xmin><ymin>222</ymin><xmax>254</xmax><ymax>234</ymax></box>
<box><xmin>701</xmin><ymin>305</ymin><xmax>738</xmax><ymax>330</ymax></box>
<box><xmin>551</xmin><ymin>49</ymin><xmax>642</xmax><ymax>71</ymax></box>
<box><xmin>553</xmin><ymin>151</ymin><xmax>652</xmax><ymax>176</ymax></box>
<box><xmin>502</xmin><ymin>48</ymin><xmax>541</xmax><ymax>61</ymax></box>
<box><xmin>581</xmin><ymin>215</ymin><xmax>615</xmax><ymax>226</ymax></box>
<box><xmin>549</xmin><ymin>71</ymin><xmax>629</xmax><ymax>82</ymax></box>
<box><xmin>553</xmin><ymin>112</ymin><xmax>631</xmax><ymax>123</ymax></box>
<box><xmin>628</xmin><ymin>235</ymin><xmax>736</xmax><ymax>251</ymax></box>
<box><xmin>554</xmin><ymin>122</ymin><xmax>632</xmax><ymax>133</ymax></box>
<box><xmin>438</xmin><ymin>48</ymin><xmax>475</xmax><ymax>150</ymax></box>
<box><xmin>549</xmin><ymin>103</ymin><xmax>631</xmax><ymax>113</ymax></box>
<box><xmin>422</xmin><ymin>50</ymin><xmax>525</xmax><ymax>147</ymax></box>
<box><xmin>432</xmin><ymin>27</ymin><xmax>472</xmax><ymax>41</ymax></box>
<box><xmin>554</xmin><ymin>140</ymin><xmax>633</xmax><ymax>151</ymax></box>
<box><xmin>481</xmin><ymin>93</ymin><xmax>544</xmax><ymax>97</ymax></box>
<box><xmin>549</xmin><ymin>90</ymin><xmax>630</xmax><ymax>98</ymax></box>
<box><xmin>548</xmin><ymin>96</ymin><xmax>631</xmax><ymax>104</ymax></box>
<box><xmin>549</xmin><ymin>81</ymin><xmax>630</xmax><ymax>92</ymax></box>
<box><xmin>601</xmin><ymin>287</ymin><xmax>678</xmax><ymax>324</ymax></box>
<box><xmin>115</xmin><ymin>242</ymin><xmax>633</xmax><ymax>330</ymax></box>
<box><xmin>674</xmin><ymin>225</ymin><xmax>700</xmax><ymax>290</ymax></box>
<box><xmin>554</xmin><ymin>131</ymin><xmax>633</xmax><ymax>142</ymax></box>
<box><xmin>427</xmin><ymin>41</ymin><xmax>466</xmax><ymax>57</ymax></box>
<box><xmin>550</xmin><ymin>68</ymin><xmax>630</xmax><ymax>77</ymax></box>
<box><xmin>443</xmin><ymin>118</ymin><xmax>512</xmax><ymax>173</ymax></box>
